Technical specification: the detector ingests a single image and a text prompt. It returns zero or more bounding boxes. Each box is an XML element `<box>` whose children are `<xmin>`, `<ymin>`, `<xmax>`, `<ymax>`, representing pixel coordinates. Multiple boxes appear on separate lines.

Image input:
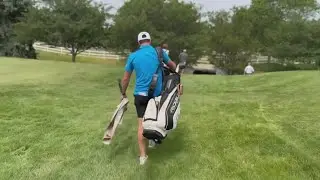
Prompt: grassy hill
<box><xmin>0</xmin><ymin>58</ymin><xmax>319</xmax><ymax>180</ymax></box>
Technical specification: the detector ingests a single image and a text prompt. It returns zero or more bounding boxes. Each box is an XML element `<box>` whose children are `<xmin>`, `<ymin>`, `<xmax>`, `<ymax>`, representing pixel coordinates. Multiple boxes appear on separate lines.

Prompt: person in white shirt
<box><xmin>244</xmin><ymin>63</ymin><xmax>255</xmax><ymax>75</ymax></box>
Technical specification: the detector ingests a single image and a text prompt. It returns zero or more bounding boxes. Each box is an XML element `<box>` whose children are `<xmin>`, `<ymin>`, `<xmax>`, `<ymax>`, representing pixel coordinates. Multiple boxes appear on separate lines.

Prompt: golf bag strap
<box><xmin>155</xmin><ymin>46</ymin><xmax>164</xmax><ymax>64</ymax></box>
<box><xmin>148</xmin><ymin>47</ymin><xmax>164</xmax><ymax>98</ymax></box>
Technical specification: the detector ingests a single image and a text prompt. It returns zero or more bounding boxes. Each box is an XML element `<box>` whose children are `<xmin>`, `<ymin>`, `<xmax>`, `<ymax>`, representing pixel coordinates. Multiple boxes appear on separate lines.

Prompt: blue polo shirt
<box><xmin>125</xmin><ymin>45</ymin><xmax>171</xmax><ymax>97</ymax></box>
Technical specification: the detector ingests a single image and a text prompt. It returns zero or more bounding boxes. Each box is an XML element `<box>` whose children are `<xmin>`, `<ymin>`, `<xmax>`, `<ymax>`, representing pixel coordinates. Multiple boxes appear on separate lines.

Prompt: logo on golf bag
<box><xmin>170</xmin><ymin>95</ymin><xmax>179</xmax><ymax>114</ymax></box>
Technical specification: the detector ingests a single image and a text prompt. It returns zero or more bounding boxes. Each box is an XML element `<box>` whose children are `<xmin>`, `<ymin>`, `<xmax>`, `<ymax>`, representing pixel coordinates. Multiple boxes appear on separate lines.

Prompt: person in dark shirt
<box><xmin>178</xmin><ymin>49</ymin><xmax>188</xmax><ymax>73</ymax></box>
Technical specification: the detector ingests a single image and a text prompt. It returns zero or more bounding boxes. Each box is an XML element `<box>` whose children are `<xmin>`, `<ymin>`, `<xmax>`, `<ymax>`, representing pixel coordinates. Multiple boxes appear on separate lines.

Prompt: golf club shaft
<box><xmin>118</xmin><ymin>79</ymin><xmax>123</xmax><ymax>94</ymax></box>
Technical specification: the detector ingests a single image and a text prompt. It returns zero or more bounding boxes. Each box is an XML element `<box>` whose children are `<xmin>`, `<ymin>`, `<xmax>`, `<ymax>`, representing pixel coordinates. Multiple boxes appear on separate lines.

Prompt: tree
<box><xmin>0</xmin><ymin>0</ymin><xmax>36</xmax><ymax>58</ymax></box>
<box><xmin>308</xmin><ymin>20</ymin><xmax>320</xmax><ymax>69</ymax></box>
<box><xmin>248</xmin><ymin>0</ymin><xmax>284</xmax><ymax>60</ymax></box>
<box><xmin>15</xmin><ymin>0</ymin><xmax>112</xmax><ymax>62</ymax></box>
<box><xmin>248</xmin><ymin>0</ymin><xmax>319</xmax><ymax>62</ymax></box>
<box><xmin>205</xmin><ymin>0</ymin><xmax>319</xmax><ymax>74</ymax></box>
<box><xmin>110</xmin><ymin>0</ymin><xmax>206</xmax><ymax>64</ymax></box>
<box><xmin>207</xmin><ymin>7</ymin><xmax>256</xmax><ymax>74</ymax></box>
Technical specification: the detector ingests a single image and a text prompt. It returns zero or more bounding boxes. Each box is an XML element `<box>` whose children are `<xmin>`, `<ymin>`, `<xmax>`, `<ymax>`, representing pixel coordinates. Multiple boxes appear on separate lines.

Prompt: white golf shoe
<box><xmin>139</xmin><ymin>155</ymin><xmax>148</xmax><ymax>165</ymax></box>
<box><xmin>148</xmin><ymin>140</ymin><xmax>156</xmax><ymax>148</ymax></box>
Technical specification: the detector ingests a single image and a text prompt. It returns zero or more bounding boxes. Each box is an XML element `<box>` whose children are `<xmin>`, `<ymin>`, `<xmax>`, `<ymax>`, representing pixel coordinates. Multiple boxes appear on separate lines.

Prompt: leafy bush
<box><xmin>254</xmin><ymin>63</ymin><xmax>316</xmax><ymax>72</ymax></box>
<box><xmin>295</xmin><ymin>64</ymin><xmax>317</xmax><ymax>70</ymax></box>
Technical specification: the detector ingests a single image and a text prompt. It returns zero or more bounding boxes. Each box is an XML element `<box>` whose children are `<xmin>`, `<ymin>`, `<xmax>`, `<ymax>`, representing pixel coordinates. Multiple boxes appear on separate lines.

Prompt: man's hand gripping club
<box><xmin>120</xmin><ymin>71</ymin><xmax>131</xmax><ymax>101</ymax></box>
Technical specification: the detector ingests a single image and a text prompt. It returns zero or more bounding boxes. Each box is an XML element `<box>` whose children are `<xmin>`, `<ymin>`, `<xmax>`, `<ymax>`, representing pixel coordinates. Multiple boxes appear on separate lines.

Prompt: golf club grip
<box><xmin>118</xmin><ymin>79</ymin><xmax>123</xmax><ymax>94</ymax></box>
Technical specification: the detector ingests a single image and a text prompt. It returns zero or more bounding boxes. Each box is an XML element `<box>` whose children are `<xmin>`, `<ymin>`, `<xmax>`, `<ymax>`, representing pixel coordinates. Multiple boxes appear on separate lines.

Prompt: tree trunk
<box><xmin>267</xmin><ymin>54</ymin><xmax>271</xmax><ymax>72</ymax></box>
<box><xmin>27</xmin><ymin>43</ymin><xmax>37</xmax><ymax>59</ymax></box>
<box><xmin>70</xmin><ymin>45</ymin><xmax>77</xmax><ymax>63</ymax></box>
<box><xmin>72</xmin><ymin>53</ymin><xmax>76</xmax><ymax>63</ymax></box>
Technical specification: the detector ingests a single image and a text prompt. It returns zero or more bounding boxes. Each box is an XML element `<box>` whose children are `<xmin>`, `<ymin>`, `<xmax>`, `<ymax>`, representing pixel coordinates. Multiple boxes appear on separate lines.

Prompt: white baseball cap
<box><xmin>137</xmin><ymin>32</ymin><xmax>151</xmax><ymax>42</ymax></box>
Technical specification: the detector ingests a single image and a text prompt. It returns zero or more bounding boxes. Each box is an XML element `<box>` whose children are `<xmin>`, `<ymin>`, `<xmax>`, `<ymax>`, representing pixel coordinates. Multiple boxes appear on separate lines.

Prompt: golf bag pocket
<box><xmin>143</xmin><ymin>98</ymin><xmax>158</xmax><ymax>122</ymax></box>
<box><xmin>142</xmin><ymin>96</ymin><xmax>166</xmax><ymax>143</ymax></box>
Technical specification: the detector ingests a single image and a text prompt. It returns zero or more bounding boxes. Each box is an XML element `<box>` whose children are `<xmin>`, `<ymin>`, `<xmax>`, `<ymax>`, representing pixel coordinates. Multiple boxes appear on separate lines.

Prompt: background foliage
<box><xmin>1</xmin><ymin>0</ymin><xmax>319</xmax><ymax>71</ymax></box>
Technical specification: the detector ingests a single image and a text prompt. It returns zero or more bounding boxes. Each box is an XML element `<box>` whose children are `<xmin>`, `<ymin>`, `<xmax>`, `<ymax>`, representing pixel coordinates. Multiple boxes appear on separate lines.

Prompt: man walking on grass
<box><xmin>178</xmin><ymin>49</ymin><xmax>188</xmax><ymax>74</ymax></box>
<box><xmin>120</xmin><ymin>32</ymin><xmax>177</xmax><ymax>165</ymax></box>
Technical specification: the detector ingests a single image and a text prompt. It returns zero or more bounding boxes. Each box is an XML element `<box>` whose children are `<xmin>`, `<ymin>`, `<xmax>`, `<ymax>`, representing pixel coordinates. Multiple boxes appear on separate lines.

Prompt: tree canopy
<box><xmin>0</xmin><ymin>0</ymin><xmax>36</xmax><ymax>58</ymax></box>
<box><xmin>14</xmin><ymin>0</ymin><xmax>112</xmax><ymax>62</ymax></box>
<box><xmin>207</xmin><ymin>0</ymin><xmax>319</xmax><ymax>72</ymax></box>
<box><xmin>110</xmin><ymin>0</ymin><xmax>207</xmax><ymax>64</ymax></box>
<box><xmin>2</xmin><ymin>0</ymin><xmax>320</xmax><ymax>70</ymax></box>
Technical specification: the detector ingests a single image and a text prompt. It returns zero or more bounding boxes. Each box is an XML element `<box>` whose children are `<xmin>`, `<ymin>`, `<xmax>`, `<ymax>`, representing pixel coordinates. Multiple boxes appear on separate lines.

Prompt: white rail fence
<box><xmin>33</xmin><ymin>42</ymin><xmax>289</xmax><ymax>65</ymax></box>
<box><xmin>33</xmin><ymin>42</ymin><xmax>122</xmax><ymax>60</ymax></box>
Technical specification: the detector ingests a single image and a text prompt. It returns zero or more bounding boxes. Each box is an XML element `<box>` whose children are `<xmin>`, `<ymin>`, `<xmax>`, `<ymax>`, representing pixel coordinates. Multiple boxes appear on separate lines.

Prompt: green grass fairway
<box><xmin>1</xmin><ymin>58</ymin><xmax>320</xmax><ymax>180</ymax></box>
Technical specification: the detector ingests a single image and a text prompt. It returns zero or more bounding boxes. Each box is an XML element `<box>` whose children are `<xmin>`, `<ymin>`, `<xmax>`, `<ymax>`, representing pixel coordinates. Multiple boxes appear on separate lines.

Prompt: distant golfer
<box><xmin>244</xmin><ymin>62</ymin><xmax>255</xmax><ymax>75</ymax></box>
<box><xmin>178</xmin><ymin>49</ymin><xmax>188</xmax><ymax>73</ymax></box>
<box><xmin>120</xmin><ymin>32</ymin><xmax>177</xmax><ymax>165</ymax></box>
<box><xmin>161</xmin><ymin>43</ymin><xmax>171</xmax><ymax>75</ymax></box>
<box><xmin>162</xmin><ymin>43</ymin><xmax>170</xmax><ymax>55</ymax></box>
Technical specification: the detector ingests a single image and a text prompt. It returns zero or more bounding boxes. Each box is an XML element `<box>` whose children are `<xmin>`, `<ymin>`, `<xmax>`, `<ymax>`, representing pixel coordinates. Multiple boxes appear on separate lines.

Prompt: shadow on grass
<box><xmin>105</xmin><ymin>124</ymin><xmax>186</xmax><ymax>161</ymax></box>
<box><xmin>112</xmin><ymin>122</ymin><xmax>187</xmax><ymax>180</ymax></box>
<box><xmin>144</xmin><ymin>125</ymin><xmax>187</xmax><ymax>179</ymax></box>
<box><xmin>148</xmin><ymin>129</ymin><xmax>186</xmax><ymax>161</ymax></box>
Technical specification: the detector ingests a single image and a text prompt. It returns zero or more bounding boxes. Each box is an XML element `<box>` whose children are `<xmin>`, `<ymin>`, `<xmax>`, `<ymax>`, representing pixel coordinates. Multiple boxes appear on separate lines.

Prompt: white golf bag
<box><xmin>142</xmin><ymin>72</ymin><xmax>181</xmax><ymax>144</ymax></box>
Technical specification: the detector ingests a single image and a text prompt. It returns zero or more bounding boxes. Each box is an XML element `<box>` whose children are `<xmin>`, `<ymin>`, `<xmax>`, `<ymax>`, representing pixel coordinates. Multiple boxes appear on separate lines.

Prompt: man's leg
<box><xmin>134</xmin><ymin>95</ymin><xmax>150</xmax><ymax>165</ymax></box>
<box><xmin>179</xmin><ymin>63</ymin><xmax>186</xmax><ymax>74</ymax></box>
<box><xmin>137</xmin><ymin>118</ymin><xmax>146</xmax><ymax>157</ymax></box>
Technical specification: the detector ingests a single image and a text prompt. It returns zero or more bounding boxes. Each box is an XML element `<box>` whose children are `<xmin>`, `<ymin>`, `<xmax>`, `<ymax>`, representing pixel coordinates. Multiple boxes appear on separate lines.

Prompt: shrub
<box><xmin>254</xmin><ymin>63</ymin><xmax>316</xmax><ymax>72</ymax></box>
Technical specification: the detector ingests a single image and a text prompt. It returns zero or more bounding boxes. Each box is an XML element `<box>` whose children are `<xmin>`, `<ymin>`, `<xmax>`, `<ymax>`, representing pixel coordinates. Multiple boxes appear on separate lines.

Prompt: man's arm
<box><xmin>162</xmin><ymin>50</ymin><xmax>177</xmax><ymax>72</ymax></box>
<box><xmin>121</xmin><ymin>54</ymin><xmax>134</xmax><ymax>96</ymax></box>
<box><xmin>121</xmin><ymin>71</ymin><xmax>131</xmax><ymax>96</ymax></box>
<box><xmin>167</xmin><ymin>61</ymin><xmax>177</xmax><ymax>72</ymax></box>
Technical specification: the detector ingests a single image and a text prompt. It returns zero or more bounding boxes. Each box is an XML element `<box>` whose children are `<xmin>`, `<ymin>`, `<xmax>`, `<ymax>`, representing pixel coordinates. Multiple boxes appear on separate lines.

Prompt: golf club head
<box><xmin>102</xmin><ymin>97</ymin><xmax>129</xmax><ymax>145</ymax></box>
<box><xmin>102</xmin><ymin>139</ymin><xmax>111</xmax><ymax>145</ymax></box>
